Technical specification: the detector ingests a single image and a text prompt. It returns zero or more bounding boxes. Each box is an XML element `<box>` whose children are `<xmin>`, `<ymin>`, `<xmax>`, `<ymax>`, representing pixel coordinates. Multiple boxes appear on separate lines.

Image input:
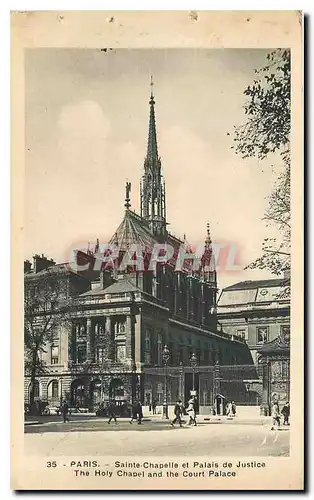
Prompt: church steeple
<box><xmin>140</xmin><ymin>77</ymin><xmax>167</xmax><ymax>237</ymax></box>
<box><xmin>147</xmin><ymin>76</ymin><xmax>158</xmax><ymax>160</ymax></box>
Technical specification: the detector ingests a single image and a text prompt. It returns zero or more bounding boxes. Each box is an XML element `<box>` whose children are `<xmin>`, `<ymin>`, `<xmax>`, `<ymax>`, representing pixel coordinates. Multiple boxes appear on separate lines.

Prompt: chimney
<box><xmin>24</xmin><ymin>260</ymin><xmax>32</xmax><ymax>273</ymax></box>
<box><xmin>33</xmin><ymin>254</ymin><xmax>56</xmax><ymax>274</ymax></box>
<box><xmin>100</xmin><ymin>270</ymin><xmax>114</xmax><ymax>289</ymax></box>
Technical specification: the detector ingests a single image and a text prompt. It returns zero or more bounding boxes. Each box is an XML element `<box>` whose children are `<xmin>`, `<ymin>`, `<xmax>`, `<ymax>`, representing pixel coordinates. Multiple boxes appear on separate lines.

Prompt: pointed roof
<box><xmin>146</xmin><ymin>79</ymin><xmax>159</xmax><ymax>162</ymax></box>
<box><xmin>109</xmin><ymin>210</ymin><xmax>158</xmax><ymax>252</ymax></box>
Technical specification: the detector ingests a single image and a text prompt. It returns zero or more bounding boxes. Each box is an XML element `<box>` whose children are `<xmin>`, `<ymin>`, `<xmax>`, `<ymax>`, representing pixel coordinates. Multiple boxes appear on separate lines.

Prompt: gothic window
<box><xmin>51</xmin><ymin>380</ymin><xmax>59</xmax><ymax>399</ymax></box>
<box><xmin>116</xmin><ymin>344</ymin><xmax>126</xmax><ymax>363</ymax></box>
<box><xmin>77</xmin><ymin>342</ymin><xmax>87</xmax><ymax>364</ymax></box>
<box><xmin>51</xmin><ymin>345</ymin><xmax>59</xmax><ymax>364</ymax></box>
<box><xmin>257</xmin><ymin>327</ymin><xmax>269</xmax><ymax>344</ymax></box>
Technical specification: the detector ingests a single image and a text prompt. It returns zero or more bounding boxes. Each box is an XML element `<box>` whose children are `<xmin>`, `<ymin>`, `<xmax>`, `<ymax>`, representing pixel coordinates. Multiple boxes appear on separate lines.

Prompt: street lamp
<box><xmin>190</xmin><ymin>351</ymin><xmax>198</xmax><ymax>394</ymax></box>
<box><xmin>179</xmin><ymin>361</ymin><xmax>184</xmax><ymax>401</ymax></box>
<box><xmin>162</xmin><ymin>344</ymin><xmax>170</xmax><ymax>419</ymax></box>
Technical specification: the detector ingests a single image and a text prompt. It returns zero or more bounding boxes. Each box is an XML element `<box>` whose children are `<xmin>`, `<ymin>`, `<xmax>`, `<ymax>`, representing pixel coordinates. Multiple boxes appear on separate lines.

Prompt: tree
<box><xmin>24</xmin><ymin>269</ymin><xmax>73</xmax><ymax>413</ymax></box>
<box><xmin>232</xmin><ymin>49</ymin><xmax>291</xmax><ymax>277</ymax></box>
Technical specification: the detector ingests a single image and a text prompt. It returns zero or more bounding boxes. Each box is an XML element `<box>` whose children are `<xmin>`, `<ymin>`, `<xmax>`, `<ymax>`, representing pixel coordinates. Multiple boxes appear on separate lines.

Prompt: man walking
<box><xmin>129</xmin><ymin>400</ymin><xmax>138</xmax><ymax>424</ymax></box>
<box><xmin>62</xmin><ymin>400</ymin><xmax>69</xmax><ymax>423</ymax></box>
<box><xmin>281</xmin><ymin>401</ymin><xmax>290</xmax><ymax>425</ymax></box>
<box><xmin>107</xmin><ymin>400</ymin><xmax>117</xmax><ymax>424</ymax></box>
<box><xmin>152</xmin><ymin>400</ymin><xmax>157</xmax><ymax>415</ymax></box>
<box><xmin>171</xmin><ymin>399</ymin><xmax>183</xmax><ymax>427</ymax></box>
<box><xmin>137</xmin><ymin>401</ymin><xmax>143</xmax><ymax>424</ymax></box>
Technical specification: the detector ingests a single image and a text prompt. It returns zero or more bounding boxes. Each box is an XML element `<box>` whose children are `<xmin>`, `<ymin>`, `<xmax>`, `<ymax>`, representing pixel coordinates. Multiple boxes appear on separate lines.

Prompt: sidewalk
<box><xmin>149</xmin><ymin>413</ymin><xmax>270</xmax><ymax>425</ymax></box>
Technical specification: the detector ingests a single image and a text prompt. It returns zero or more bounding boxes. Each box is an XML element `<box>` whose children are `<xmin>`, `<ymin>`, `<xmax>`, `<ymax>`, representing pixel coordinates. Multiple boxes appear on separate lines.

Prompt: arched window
<box><xmin>51</xmin><ymin>380</ymin><xmax>59</xmax><ymax>399</ymax></box>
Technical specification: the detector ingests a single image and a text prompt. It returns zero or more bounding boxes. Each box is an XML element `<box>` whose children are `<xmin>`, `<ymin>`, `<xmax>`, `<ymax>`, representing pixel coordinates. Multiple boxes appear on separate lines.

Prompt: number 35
<box><xmin>46</xmin><ymin>461</ymin><xmax>57</xmax><ymax>468</ymax></box>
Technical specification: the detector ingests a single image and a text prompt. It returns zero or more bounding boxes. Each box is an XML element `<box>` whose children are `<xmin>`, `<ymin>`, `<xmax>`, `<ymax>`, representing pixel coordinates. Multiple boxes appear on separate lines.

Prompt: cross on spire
<box><xmin>150</xmin><ymin>75</ymin><xmax>154</xmax><ymax>97</ymax></box>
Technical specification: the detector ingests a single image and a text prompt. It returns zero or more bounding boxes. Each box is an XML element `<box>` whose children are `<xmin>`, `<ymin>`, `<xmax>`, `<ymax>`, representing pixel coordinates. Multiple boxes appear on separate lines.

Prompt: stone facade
<box><xmin>24</xmin><ymin>84</ymin><xmax>255</xmax><ymax>411</ymax></box>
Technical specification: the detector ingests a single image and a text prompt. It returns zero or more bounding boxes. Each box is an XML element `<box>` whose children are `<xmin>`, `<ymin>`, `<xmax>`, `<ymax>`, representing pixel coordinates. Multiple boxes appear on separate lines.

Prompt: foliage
<box><xmin>24</xmin><ymin>269</ymin><xmax>73</xmax><ymax>408</ymax></box>
<box><xmin>232</xmin><ymin>49</ymin><xmax>291</xmax><ymax>277</ymax></box>
<box><xmin>233</xmin><ymin>49</ymin><xmax>290</xmax><ymax>166</ymax></box>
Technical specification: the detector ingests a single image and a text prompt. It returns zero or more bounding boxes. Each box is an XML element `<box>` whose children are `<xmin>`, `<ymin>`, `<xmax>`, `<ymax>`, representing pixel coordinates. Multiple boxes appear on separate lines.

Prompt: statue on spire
<box><xmin>125</xmin><ymin>181</ymin><xmax>131</xmax><ymax>210</ymax></box>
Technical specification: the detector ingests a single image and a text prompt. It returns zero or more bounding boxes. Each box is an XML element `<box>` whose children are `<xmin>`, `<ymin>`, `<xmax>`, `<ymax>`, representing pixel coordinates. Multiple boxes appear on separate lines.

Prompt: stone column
<box><xmin>126</xmin><ymin>315</ymin><xmax>133</xmax><ymax>361</ymax></box>
<box><xmin>105</xmin><ymin>316</ymin><xmax>112</xmax><ymax>360</ymax></box>
<box><xmin>86</xmin><ymin>318</ymin><xmax>92</xmax><ymax>361</ymax></box>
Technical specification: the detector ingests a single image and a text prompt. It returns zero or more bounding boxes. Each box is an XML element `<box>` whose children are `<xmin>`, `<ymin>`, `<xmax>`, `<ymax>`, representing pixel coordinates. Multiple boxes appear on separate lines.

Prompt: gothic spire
<box><xmin>140</xmin><ymin>77</ymin><xmax>167</xmax><ymax>237</ymax></box>
<box><xmin>147</xmin><ymin>75</ymin><xmax>158</xmax><ymax>161</ymax></box>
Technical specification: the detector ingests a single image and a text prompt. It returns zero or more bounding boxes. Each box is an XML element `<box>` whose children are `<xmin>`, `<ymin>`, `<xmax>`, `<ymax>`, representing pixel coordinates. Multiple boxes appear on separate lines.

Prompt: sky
<box><xmin>25</xmin><ymin>48</ymin><xmax>283</xmax><ymax>289</ymax></box>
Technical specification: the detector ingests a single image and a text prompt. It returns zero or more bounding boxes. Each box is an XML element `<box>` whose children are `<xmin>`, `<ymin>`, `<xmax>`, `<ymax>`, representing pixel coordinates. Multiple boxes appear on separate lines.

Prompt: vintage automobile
<box><xmin>96</xmin><ymin>401</ymin><xmax>131</xmax><ymax>418</ymax></box>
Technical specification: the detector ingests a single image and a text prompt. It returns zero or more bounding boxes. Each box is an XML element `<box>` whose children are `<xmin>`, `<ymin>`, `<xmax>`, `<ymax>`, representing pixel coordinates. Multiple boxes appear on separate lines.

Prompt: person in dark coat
<box><xmin>129</xmin><ymin>401</ymin><xmax>138</xmax><ymax>424</ymax></box>
<box><xmin>62</xmin><ymin>400</ymin><xmax>69</xmax><ymax>423</ymax></box>
<box><xmin>152</xmin><ymin>400</ymin><xmax>157</xmax><ymax>415</ymax></box>
<box><xmin>137</xmin><ymin>401</ymin><xmax>143</xmax><ymax>424</ymax></box>
<box><xmin>281</xmin><ymin>402</ymin><xmax>290</xmax><ymax>425</ymax></box>
<box><xmin>107</xmin><ymin>401</ymin><xmax>117</xmax><ymax>424</ymax></box>
<box><xmin>171</xmin><ymin>399</ymin><xmax>183</xmax><ymax>427</ymax></box>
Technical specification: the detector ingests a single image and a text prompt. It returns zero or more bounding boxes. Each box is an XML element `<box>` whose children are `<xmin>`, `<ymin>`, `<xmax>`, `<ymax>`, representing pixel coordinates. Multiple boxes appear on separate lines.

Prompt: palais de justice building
<box><xmin>24</xmin><ymin>86</ymin><xmax>253</xmax><ymax>411</ymax></box>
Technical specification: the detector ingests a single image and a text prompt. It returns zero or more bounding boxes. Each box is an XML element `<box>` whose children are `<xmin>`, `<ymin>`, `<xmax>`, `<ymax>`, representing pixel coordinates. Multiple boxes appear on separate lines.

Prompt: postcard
<box><xmin>11</xmin><ymin>10</ymin><xmax>303</xmax><ymax>490</ymax></box>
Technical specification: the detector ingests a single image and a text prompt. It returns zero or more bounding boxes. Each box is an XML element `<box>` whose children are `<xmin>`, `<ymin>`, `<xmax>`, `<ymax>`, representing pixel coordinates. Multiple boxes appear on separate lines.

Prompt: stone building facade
<box><xmin>24</xmin><ymin>85</ymin><xmax>254</xmax><ymax>411</ymax></box>
<box><xmin>217</xmin><ymin>277</ymin><xmax>290</xmax><ymax>408</ymax></box>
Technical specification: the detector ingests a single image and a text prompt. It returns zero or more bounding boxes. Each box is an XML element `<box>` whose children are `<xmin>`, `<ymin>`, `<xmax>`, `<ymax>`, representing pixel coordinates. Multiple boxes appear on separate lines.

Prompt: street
<box><xmin>24</xmin><ymin>417</ymin><xmax>290</xmax><ymax>457</ymax></box>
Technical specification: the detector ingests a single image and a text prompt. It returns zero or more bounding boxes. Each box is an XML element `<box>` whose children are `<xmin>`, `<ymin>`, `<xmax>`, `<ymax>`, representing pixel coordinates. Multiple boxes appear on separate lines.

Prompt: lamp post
<box><xmin>162</xmin><ymin>344</ymin><xmax>170</xmax><ymax>419</ymax></box>
<box><xmin>179</xmin><ymin>361</ymin><xmax>184</xmax><ymax>401</ymax></box>
<box><xmin>190</xmin><ymin>352</ymin><xmax>198</xmax><ymax>395</ymax></box>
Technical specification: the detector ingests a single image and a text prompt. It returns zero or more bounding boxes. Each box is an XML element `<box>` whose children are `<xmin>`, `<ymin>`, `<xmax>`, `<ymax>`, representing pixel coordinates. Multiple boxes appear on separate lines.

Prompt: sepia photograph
<box><xmin>11</xmin><ymin>11</ymin><xmax>303</xmax><ymax>490</ymax></box>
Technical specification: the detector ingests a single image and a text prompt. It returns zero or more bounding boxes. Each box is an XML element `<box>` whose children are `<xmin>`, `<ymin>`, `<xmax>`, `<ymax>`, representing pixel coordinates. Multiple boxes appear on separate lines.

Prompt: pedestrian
<box><xmin>129</xmin><ymin>401</ymin><xmax>138</xmax><ymax>424</ymax></box>
<box><xmin>171</xmin><ymin>399</ymin><xmax>183</xmax><ymax>427</ymax></box>
<box><xmin>226</xmin><ymin>401</ymin><xmax>233</xmax><ymax>417</ymax></box>
<box><xmin>152</xmin><ymin>400</ymin><xmax>157</xmax><ymax>415</ymax></box>
<box><xmin>186</xmin><ymin>397</ymin><xmax>197</xmax><ymax>426</ymax></box>
<box><xmin>137</xmin><ymin>401</ymin><xmax>143</xmax><ymax>424</ymax></box>
<box><xmin>270</xmin><ymin>401</ymin><xmax>281</xmax><ymax>430</ymax></box>
<box><xmin>107</xmin><ymin>401</ymin><xmax>117</xmax><ymax>424</ymax></box>
<box><xmin>231</xmin><ymin>401</ymin><xmax>237</xmax><ymax>417</ymax></box>
<box><xmin>281</xmin><ymin>401</ymin><xmax>290</xmax><ymax>425</ymax></box>
<box><xmin>62</xmin><ymin>400</ymin><xmax>69</xmax><ymax>423</ymax></box>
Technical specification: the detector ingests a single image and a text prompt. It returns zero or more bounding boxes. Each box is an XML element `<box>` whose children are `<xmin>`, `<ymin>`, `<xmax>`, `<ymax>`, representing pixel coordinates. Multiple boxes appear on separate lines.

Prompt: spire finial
<box><xmin>205</xmin><ymin>222</ymin><xmax>212</xmax><ymax>244</ymax></box>
<box><xmin>150</xmin><ymin>75</ymin><xmax>154</xmax><ymax>97</ymax></box>
<box><xmin>125</xmin><ymin>180</ymin><xmax>131</xmax><ymax>210</ymax></box>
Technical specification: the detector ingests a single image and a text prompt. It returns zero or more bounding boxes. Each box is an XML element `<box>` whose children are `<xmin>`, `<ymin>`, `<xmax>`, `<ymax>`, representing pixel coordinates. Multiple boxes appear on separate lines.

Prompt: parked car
<box><xmin>96</xmin><ymin>402</ymin><xmax>131</xmax><ymax>418</ymax></box>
